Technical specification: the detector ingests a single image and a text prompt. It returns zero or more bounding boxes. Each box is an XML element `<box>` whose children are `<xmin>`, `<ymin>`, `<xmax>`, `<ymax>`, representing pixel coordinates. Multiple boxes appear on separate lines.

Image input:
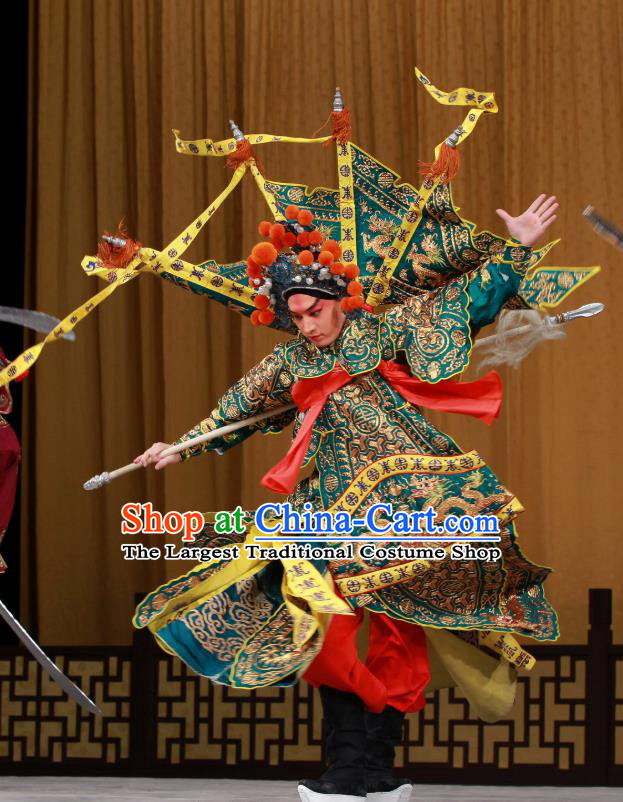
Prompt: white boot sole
<box><xmin>366</xmin><ymin>784</ymin><xmax>413</xmax><ymax>802</ymax></box>
<box><xmin>297</xmin><ymin>785</ymin><xmax>366</xmax><ymax>802</ymax></box>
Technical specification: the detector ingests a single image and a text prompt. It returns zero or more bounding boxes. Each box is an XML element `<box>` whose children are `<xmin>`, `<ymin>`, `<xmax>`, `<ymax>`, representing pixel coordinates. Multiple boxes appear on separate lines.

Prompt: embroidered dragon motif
<box><xmin>361</xmin><ymin>212</ymin><xmax>399</xmax><ymax>258</ymax></box>
<box><xmin>405</xmin><ymin>233</ymin><xmax>448</xmax><ymax>287</ymax></box>
<box><xmin>409</xmin><ymin>471</ymin><xmax>513</xmax><ymax>517</ymax></box>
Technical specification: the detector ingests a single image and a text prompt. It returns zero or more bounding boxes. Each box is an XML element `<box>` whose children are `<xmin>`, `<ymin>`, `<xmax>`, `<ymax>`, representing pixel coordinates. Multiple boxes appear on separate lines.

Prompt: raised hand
<box><xmin>496</xmin><ymin>194</ymin><xmax>559</xmax><ymax>247</ymax></box>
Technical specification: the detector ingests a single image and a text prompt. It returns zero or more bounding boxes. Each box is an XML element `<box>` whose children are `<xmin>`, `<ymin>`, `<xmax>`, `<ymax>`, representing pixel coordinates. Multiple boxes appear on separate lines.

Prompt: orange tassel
<box><xmin>310</xmin><ymin>111</ymin><xmax>332</xmax><ymax>139</ymax></box>
<box><xmin>312</xmin><ymin>108</ymin><xmax>353</xmax><ymax>147</ymax></box>
<box><xmin>418</xmin><ymin>143</ymin><xmax>460</xmax><ymax>185</ymax></box>
<box><xmin>226</xmin><ymin>138</ymin><xmax>265</xmax><ymax>175</ymax></box>
<box><xmin>97</xmin><ymin>220</ymin><xmax>142</xmax><ymax>269</ymax></box>
<box><xmin>330</xmin><ymin>108</ymin><xmax>352</xmax><ymax>143</ymax></box>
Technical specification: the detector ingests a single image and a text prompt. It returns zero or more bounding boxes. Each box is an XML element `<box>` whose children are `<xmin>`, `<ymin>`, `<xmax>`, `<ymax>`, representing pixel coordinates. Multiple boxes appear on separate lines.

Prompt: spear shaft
<box><xmin>83</xmin><ymin>404</ymin><xmax>296</xmax><ymax>490</ymax></box>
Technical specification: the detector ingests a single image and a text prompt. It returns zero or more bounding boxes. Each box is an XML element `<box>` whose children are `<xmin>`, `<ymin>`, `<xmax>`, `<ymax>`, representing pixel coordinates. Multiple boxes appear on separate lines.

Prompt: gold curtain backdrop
<box><xmin>22</xmin><ymin>0</ymin><xmax>622</xmax><ymax>646</ymax></box>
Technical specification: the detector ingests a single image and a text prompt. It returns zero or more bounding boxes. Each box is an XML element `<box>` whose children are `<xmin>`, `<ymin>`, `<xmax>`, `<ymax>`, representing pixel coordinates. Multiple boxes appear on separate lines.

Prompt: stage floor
<box><xmin>0</xmin><ymin>778</ymin><xmax>621</xmax><ymax>801</ymax></box>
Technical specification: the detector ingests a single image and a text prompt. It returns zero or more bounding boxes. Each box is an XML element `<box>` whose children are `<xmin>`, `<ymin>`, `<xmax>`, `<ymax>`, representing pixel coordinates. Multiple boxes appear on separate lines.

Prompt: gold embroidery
<box><xmin>328</xmin><ymin>451</ymin><xmax>485</xmax><ymax>514</ymax></box>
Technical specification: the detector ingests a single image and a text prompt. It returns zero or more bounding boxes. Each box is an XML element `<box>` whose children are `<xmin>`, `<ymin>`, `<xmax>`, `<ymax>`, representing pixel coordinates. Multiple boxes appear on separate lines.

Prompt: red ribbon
<box><xmin>261</xmin><ymin>360</ymin><xmax>502</xmax><ymax>494</ymax></box>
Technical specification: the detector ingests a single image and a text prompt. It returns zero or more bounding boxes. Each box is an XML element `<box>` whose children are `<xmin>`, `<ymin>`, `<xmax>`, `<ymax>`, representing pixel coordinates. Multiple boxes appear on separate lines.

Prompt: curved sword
<box><xmin>0</xmin><ymin>597</ymin><xmax>101</xmax><ymax>715</ymax></box>
<box><xmin>0</xmin><ymin>306</ymin><xmax>76</xmax><ymax>341</ymax></box>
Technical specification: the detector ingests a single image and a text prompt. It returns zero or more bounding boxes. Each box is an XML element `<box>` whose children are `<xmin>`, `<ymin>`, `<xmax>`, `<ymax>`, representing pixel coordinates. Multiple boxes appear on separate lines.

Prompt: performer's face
<box><xmin>287</xmin><ymin>295</ymin><xmax>346</xmax><ymax>346</ymax></box>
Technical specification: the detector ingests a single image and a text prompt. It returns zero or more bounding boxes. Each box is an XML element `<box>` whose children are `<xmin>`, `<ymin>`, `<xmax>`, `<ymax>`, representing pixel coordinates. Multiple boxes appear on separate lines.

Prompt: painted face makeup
<box><xmin>287</xmin><ymin>295</ymin><xmax>346</xmax><ymax>347</ymax></box>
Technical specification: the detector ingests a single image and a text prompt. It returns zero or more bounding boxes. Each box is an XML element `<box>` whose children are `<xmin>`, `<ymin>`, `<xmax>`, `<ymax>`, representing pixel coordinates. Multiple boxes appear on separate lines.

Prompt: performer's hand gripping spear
<box><xmin>83</xmin><ymin>405</ymin><xmax>296</xmax><ymax>490</ymax></box>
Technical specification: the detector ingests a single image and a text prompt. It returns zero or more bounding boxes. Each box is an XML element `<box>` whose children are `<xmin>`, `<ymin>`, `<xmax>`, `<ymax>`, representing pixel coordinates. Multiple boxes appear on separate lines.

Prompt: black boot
<box><xmin>364</xmin><ymin>705</ymin><xmax>413</xmax><ymax>802</ymax></box>
<box><xmin>298</xmin><ymin>686</ymin><xmax>367</xmax><ymax>802</ymax></box>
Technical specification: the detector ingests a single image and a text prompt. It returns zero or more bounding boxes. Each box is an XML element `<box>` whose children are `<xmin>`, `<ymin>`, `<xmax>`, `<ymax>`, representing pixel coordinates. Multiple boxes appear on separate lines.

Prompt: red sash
<box><xmin>261</xmin><ymin>361</ymin><xmax>502</xmax><ymax>494</ymax></box>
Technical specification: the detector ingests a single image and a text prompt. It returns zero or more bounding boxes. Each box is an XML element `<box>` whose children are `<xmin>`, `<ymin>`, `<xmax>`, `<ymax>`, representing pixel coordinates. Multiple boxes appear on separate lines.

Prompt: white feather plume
<box><xmin>476</xmin><ymin>309</ymin><xmax>566</xmax><ymax>369</ymax></box>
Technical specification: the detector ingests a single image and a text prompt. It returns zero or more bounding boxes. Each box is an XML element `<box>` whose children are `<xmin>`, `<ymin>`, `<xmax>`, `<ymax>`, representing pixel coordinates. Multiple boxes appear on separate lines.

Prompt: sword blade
<box><xmin>0</xmin><ymin>597</ymin><xmax>102</xmax><ymax>715</ymax></box>
<box><xmin>0</xmin><ymin>307</ymin><xmax>77</xmax><ymax>341</ymax></box>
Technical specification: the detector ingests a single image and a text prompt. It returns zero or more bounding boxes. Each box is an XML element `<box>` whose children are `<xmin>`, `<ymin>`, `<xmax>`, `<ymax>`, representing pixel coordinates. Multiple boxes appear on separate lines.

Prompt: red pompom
<box><xmin>298</xmin><ymin>250</ymin><xmax>314</xmax><ymax>266</ymax></box>
<box><xmin>309</xmin><ymin>230</ymin><xmax>323</xmax><ymax>245</ymax></box>
<box><xmin>340</xmin><ymin>297</ymin><xmax>353</xmax><ymax>312</ymax></box>
<box><xmin>318</xmin><ymin>250</ymin><xmax>333</xmax><ymax>266</ymax></box>
<box><xmin>296</xmin><ymin>231</ymin><xmax>310</xmax><ymax>247</ymax></box>
<box><xmin>250</xmin><ymin>310</ymin><xmax>262</xmax><ymax>325</ymax></box>
<box><xmin>297</xmin><ymin>209</ymin><xmax>313</xmax><ymax>226</ymax></box>
<box><xmin>347</xmin><ymin>281</ymin><xmax>363</xmax><ymax>296</ymax></box>
<box><xmin>283</xmin><ymin>231</ymin><xmax>296</xmax><ymax>247</ymax></box>
<box><xmin>254</xmin><ymin>294</ymin><xmax>270</xmax><ymax>309</ymax></box>
<box><xmin>258</xmin><ymin>220</ymin><xmax>272</xmax><ymax>237</ymax></box>
<box><xmin>285</xmin><ymin>204</ymin><xmax>300</xmax><ymax>219</ymax></box>
<box><xmin>330</xmin><ymin>261</ymin><xmax>344</xmax><ymax>275</ymax></box>
<box><xmin>270</xmin><ymin>223</ymin><xmax>286</xmax><ymax>240</ymax></box>
<box><xmin>322</xmin><ymin>239</ymin><xmax>341</xmax><ymax>258</ymax></box>
<box><xmin>343</xmin><ymin>263</ymin><xmax>359</xmax><ymax>279</ymax></box>
<box><xmin>349</xmin><ymin>295</ymin><xmax>364</xmax><ymax>309</ymax></box>
<box><xmin>258</xmin><ymin>309</ymin><xmax>275</xmax><ymax>325</ymax></box>
<box><xmin>252</xmin><ymin>242</ymin><xmax>278</xmax><ymax>265</ymax></box>
<box><xmin>246</xmin><ymin>256</ymin><xmax>263</xmax><ymax>278</ymax></box>
<box><xmin>271</xmin><ymin>236</ymin><xmax>285</xmax><ymax>250</ymax></box>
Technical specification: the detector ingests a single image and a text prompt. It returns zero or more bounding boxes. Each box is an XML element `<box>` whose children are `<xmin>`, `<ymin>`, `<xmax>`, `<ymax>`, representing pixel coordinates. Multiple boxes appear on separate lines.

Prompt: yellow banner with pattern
<box><xmin>0</xmin><ymin>164</ymin><xmax>248</xmax><ymax>388</ymax></box>
<box><xmin>479</xmin><ymin>631</ymin><xmax>536</xmax><ymax>671</ymax></box>
<box><xmin>249</xmin><ymin>162</ymin><xmax>285</xmax><ymax>221</ymax></box>
<box><xmin>173</xmin><ymin>129</ymin><xmax>332</xmax><ymax>157</ymax></box>
<box><xmin>336</xmin><ymin>141</ymin><xmax>357</xmax><ymax>266</ymax></box>
<box><xmin>414</xmin><ymin>67</ymin><xmax>498</xmax><ymax>158</ymax></box>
